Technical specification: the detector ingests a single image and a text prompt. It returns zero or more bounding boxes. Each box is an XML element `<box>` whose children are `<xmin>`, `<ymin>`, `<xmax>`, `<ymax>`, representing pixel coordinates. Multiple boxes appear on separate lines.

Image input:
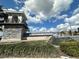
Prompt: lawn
<box><xmin>0</xmin><ymin>40</ymin><xmax>62</xmax><ymax>58</ymax></box>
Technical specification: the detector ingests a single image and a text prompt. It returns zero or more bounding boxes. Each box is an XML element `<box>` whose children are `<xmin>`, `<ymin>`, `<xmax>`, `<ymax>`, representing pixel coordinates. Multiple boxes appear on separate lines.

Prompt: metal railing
<box><xmin>25</xmin><ymin>32</ymin><xmax>79</xmax><ymax>39</ymax></box>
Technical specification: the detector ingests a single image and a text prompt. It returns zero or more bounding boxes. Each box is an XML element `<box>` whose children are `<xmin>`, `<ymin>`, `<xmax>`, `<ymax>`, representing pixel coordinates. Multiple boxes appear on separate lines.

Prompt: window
<box><xmin>12</xmin><ymin>15</ymin><xmax>19</xmax><ymax>23</ymax></box>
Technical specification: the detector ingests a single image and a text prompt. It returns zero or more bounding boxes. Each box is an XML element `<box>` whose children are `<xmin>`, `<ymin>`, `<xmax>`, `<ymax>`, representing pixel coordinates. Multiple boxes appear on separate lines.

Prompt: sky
<box><xmin>0</xmin><ymin>0</ymin><xmax>79</xmax><ymax>32</ymax></box>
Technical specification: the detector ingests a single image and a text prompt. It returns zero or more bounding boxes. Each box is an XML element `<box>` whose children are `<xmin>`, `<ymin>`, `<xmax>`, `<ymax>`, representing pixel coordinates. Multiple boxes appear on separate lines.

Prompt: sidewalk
<box><xmin>0</xmin><ymin>57</ymin><xmax>78</xmax><ymax>59</ymax></box>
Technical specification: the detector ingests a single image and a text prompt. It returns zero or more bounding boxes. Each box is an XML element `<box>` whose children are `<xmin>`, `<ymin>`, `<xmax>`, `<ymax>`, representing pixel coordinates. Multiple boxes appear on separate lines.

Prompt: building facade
<box><xmin>0</xmin><ymin>6</ymin><xmax>28</xmax><ymax>41</ymax></box>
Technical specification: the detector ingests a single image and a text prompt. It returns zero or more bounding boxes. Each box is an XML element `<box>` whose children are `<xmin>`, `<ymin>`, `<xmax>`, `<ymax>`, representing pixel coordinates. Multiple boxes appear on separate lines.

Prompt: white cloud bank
<box><xmin>29</xmin><ymin>12</ymin><xmax>79</xmax><ymax>32</ymax></box>
<box><xmin>25</xmin><ymin>0</ymin><xmax>73</xmax><ymax>16</ymax></box>
<box><xmin>57</xmin><ymin>23</ymin><xmax>79</xmax><ymax>32</ymax></box>
<box><xmin>65</xmin><ymin>14</ymin><xmax>79</xmax><ymax>25</ymax></box>
<box><xmin>29</xmin><ymin>26</ymin><xmax>58</xmax><ymax>32</ymax></box>
<box><xmin>14</xmin><ymin>0</ymin><xmax>79</xmax><ymax>32</ymax></box>
<box><xmin>14</xmin><ymin>0</ymin><xmax>25</xmax><ymax>5</ymax></box>
<box><xmin>23</xmin><ymin>0</ymin><xmax>73</xmax><ymax>23</ymax></box>
<box><xmin>57</xmin><ymin>13</ymin><xmax>79</xmax><ymax>32</ymax></box>
<box><xmin>3</xmin><ymin>8</ymin><xmax>17</xmax><ymax>12</ymax></box>
<box><xmin>73</xmin><ymin>7</ymin><xmax>79</xmax><ymax>15</ymax></box>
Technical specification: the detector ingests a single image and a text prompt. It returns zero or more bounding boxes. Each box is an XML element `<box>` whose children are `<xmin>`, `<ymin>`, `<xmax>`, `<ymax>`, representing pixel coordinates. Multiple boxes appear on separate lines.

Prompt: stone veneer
<box><xmin>2</xmin><ymin>28</ymin><xmax>22</xmax><ymax>41</ymax></box>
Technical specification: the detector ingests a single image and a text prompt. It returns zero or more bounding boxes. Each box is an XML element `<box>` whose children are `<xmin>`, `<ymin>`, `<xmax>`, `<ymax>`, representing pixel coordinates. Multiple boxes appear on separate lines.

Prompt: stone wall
<box><xmin>2</xmin><ymin>28</ymin><xmax>22</xmax><ymax>41</ymax></box>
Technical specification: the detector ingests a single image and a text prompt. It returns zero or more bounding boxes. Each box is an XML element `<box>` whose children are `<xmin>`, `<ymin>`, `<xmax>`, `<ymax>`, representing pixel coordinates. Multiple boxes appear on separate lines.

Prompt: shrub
<box><xmin>0</xmin><ymin>41</ymin><xmax>56</xmax><ymax>57</ymax></box>
<box><xmin>60</xmin><ymin>40</ymin><xmax>79</xmax><ymax>57</ymax></box>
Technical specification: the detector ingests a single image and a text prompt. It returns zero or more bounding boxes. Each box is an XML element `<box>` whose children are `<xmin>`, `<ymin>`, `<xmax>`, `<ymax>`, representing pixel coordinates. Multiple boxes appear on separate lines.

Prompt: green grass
<box><xmin>0</xmin><ymin>40</ymin><xmax>61</xmax><ymax>58</ymax></box>
<box><xmin>60</xmin><ymin>40</ymin><xmax>79</xmax><ymax>57</ymax></box>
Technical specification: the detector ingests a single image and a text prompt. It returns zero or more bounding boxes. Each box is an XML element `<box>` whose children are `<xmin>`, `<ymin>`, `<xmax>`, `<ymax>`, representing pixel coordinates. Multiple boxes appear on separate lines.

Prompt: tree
<box><xmin>73</xmin><ymin>31</ymin><xmax>77</xmax><ymax>35</ymax></box>
<box><xmin>78</xmin><ymin>28</ymin><xmax>79</xmax><ymax>32</ymax></box>
<box><xmin>60</xmin><ymin>31</ymin><xmax>65</xmax><ymax>36</ymax></box>
<box><xmin>68</xmin><ymin>30</ymin><xmax>72</xmax><ymax>36</ymax></box>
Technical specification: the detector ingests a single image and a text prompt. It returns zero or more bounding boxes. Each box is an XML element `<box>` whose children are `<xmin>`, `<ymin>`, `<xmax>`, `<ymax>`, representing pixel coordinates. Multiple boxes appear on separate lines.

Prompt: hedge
<box><xmin>60</xmin><ymin>40</ymin><xmax>79</xmax><ymax>57</ymax></box>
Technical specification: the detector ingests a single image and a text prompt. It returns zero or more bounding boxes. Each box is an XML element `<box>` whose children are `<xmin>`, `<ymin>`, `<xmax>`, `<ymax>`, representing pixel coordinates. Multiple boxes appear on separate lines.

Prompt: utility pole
<box><xmin>68</xmin><ymin>20</ymin><xmax>73</xmax><ymax>36</ymax></box>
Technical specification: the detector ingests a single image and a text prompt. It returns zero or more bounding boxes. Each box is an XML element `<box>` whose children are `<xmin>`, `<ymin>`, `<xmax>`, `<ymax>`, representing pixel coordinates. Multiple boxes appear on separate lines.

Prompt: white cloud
<box><xmin>13</xmin><ymin>0</ymin><xmax>73</xmax><ymax>23</ymax></box>
<box><xmin>26</xmin><ymin>14</ymin><xmax>42</xmax><ymax>23</ymax></box>
<box><xmin>52</xmin><ymin>0</ymin><xmax>73</xmax><ymax>15</ymax></box>
<box><xmin>25</xmin><ymin>0</ymin><xmax>53</xmax><ymax>16</ymax></box>
<box><xmin>15</xmin><ymin>6</ymin><xmax>19</xmax><ymax>9</ymax></box>
<box><xmin>39</xmin><ymin>27</ymin><xmax>47</xmax><ymax>32</ymax></box>
<box><xmin>23</xmin><ymin>0</ymin><xmax>73</xmax><ymax>23</ymax></box>
<box><xmin>28</xmin><ymin>26</ymin><xmax>58</xmax><ymax>32</ymax></box>
<box><xmin>38</xmin><ymin>27</ymin><xmax>58</xmax><ymax>32</ymax></box>
<box><xmin>14</xmin><ymin>0</ymin><xmax>24</xmax><ymax>4</ymax></box>
<box><xmin>3</xmin><ymin>8</ymin><xmax>17</xmax><ymax>12</ymax></box>
<box><xmin>57</xmin><ymin>23</ymin><xmax>70</xmax><ymax>31</ymax></box>
<box><xmin>64</xmin><ymin>13</ymin><xmax>79</xmax><ymax>31</ymax></box>
<box><xmin>71</xmin><ymin>25</ymin><xmax>79</xmax><ymax>31</ymax></box>
<box><xmin>28</xmin><ymin>11</ymin><xmax>79</xmax><ymax>32</ymax></box>
<box><xmin>29</xmin><ymin>24</ymin><xmax>79</xmax><ymax>32</ymax></box>
<box><xmin>65</xmin><ymin>14</ymin><xmax>79</xmax><ymax>25</ymax></box>
<box><xmin>28</xmin><ymin>26</ymin><xmax>39</xmax><ymax>32</ymax></box>
<box><xmin>66</xmin><ymin>25</ymin><xmax>79</xmax><ymax>31</ymax></box>
<box><xmin>25</xmin><ymin>0</ymin><xmax>73</xmax><ymax>17</ymax></box>
<box><xmin>56</xmin><ymin>23</ymin><xmax>79</xmax><ymax>32</ymax></box>
<box><xmin>48</xmin><ymin>28</ymin><xmax>58</xmax><ymax>32</ymax></box>
<box><xmin>57</xmin><ymin>14</ymin><xmax>68</xmax><ymax>19</ymax></box>
<box><xmin>14</xmin><ymin>0</ymin><xmax>26</xmax><ymax>10</ymax></box>
<box><xmin>19</xmin><ymin>7</ymin><xmax>24</xmax><ymax>11</ymax></box>
<box><xmin>73</xmin><ymin>7</ymin><xmax>79</xmax><ymax>15</ymax></box>
<box><xmin>7</xmin><ymin>8</ymin><xmax>17</xmax><ymax>11</ymax></box>
<box><xmin>57</xmin><ymin>13</ymin><xmax>79</xmax><ymax>32</ymax></box>
<box><xmin>32</xmin><ymin>27</ymin><xmax>39</xmax><ymax>32</ymax></box>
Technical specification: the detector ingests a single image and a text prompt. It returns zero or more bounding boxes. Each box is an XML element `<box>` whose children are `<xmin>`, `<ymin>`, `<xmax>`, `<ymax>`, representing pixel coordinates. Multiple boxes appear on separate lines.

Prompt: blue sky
<box><xmin>0</xmin><ymin>0</ymin><xmax>79</xmax><ymax>32</ymax></box>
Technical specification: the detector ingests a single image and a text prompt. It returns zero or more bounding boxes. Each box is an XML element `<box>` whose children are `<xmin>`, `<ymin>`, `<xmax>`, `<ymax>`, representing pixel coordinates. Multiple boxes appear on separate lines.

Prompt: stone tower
<box><xmin>0</xmin><ymin>6</ymin><xmax>28</xmax><ymax>42</ymax></box>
